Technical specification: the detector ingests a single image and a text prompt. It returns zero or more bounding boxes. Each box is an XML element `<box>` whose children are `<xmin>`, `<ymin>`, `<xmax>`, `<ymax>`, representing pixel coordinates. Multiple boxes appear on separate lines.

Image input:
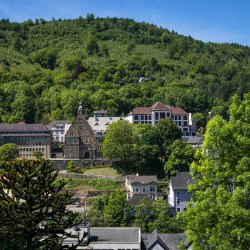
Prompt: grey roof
<box><xmin>0</xmin><ymin>124</ymin><xmax>50</xmax><ymax>133</ymax></box>
<box><xmin>94</xmin><ymin>110</ymin><xmax>108</xmax><ymax>114</ymax></box>
<box><xmin>47</xmin><ymin>120</ymin><xmax>71</xmax><ymax>126</ymax></box>
<box><xmin>170</xmin><ymin>172</ymin><xmax>192</xmax><ymax>190</ymax></box>
<box><xmin>90</xmin><ymin>227</ymin><xmax>140</xmax><ymax>243</ymax></box>
<box><xmin>88</xmin><ymin>116</ymin><xmax>124</xmax><ymax>131</ymax></box>
<box><xmin>182</xmin><ymin>136</ymin><xmax>204</xmax><ymax>145</ymax></box>
<box><xmin>128</xmin><ymin>194</ymin><xmax>152</xmax><ymax>208</ymax></box>
<box><xmin>127</xmin><ymin>175</ymin><xmax>158</xmax><ymax>185</ymax></box>
<box><xmin>142</xmin><ymin>230</ymin><xmax>187</xmax><ymax>250</ymax></box>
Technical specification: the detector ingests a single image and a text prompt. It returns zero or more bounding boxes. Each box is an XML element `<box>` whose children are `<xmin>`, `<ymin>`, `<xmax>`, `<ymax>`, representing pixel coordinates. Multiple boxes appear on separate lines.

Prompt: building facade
<box><xmin>64</xmin><ymin>105</ymin><xmax>124</xmax><ymax>159</ymax></box>
<box><xmin>126</xmin><ymin>102</ymin><xmax>196</xmax><ymax>136</ymax></box>
<box><xmin>125</xmin><ymin>175</ymin><xmax>158</xmax><ymax>200</ymax></box>
<box><xmin>168</xmin><ymin>172</ymin><xmax>193</xmax><ymax>214</ymax></box>
<box><xmin>0</xmin><ymin>123</ymin><xmax>51</xmax><ymax>159</ymax></box>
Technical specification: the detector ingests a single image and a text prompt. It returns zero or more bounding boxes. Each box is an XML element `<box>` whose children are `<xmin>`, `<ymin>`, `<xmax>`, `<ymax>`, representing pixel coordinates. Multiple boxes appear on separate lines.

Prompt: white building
<box><xmin>125</xmin><ymin>102</ymin><xmax>196</xmax><ymax>136</ymax></box>
<box><xmin>47</xmin><ymin>120</ymin><xmax>71</xmax><ymax>143</ymax></box>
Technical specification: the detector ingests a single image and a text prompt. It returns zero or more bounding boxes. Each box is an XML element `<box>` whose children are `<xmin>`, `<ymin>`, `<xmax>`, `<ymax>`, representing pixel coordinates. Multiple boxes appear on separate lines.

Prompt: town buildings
<box><xmin>0</xmin><ymin>123</ymin><xmax>51</xmax><ymax>159</ymax></box>
<box><xmin>126</xmin><ymin>102</ymin><xmax>196</xmax><ymax>136</ymax></box>
<box><xmin>64</xmin><ymin>104</ymin><xmax>124</xmax><ymax>159</ymax></box>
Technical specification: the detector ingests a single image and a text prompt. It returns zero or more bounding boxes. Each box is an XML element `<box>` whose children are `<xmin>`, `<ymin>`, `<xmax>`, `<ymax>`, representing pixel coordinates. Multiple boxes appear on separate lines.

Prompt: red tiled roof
<box><xmin>169</xmin><ymin>107</ymin><xmax>188</xmax><ymax>115</ymax></box>
<box><xmin>131</xmin><ymin>107</ymin><xmax>152</xmax><ymax>115</ymax></box>
<box><xmin>130</xmin><ymin>102</ymin><xmax>188</xmax><ymax>115</ymax></box>
<box><xmin>151</xmin><ymin>102</ymin><xmax>168</xmax><ymax>110</ymax></box>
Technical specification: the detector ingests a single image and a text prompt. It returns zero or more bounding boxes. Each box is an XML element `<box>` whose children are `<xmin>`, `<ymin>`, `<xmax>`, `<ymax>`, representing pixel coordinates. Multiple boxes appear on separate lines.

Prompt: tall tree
<box><xmin>182</xmin><ymin>94</ymin><xmax>250</xmax><ymax>250</ymax></box>
<box><xmin>156</xmin><ymin>118</ymin><xmax>182</xmax><ymax>162</ymax></box>
<box><xmin>0</xmin><ymin>143</ymin><xmax>19</xmax><ymax>161</ymax></box>
<box><xmin>103</xmin><ymin>190</ymin><xmax>130</xmax><ymax>227</ymax></box>
<box><xmin>103</xmin><ymin>120</ymin><xmax>134</xmax><ymax>162</ymax></box>
<box><xmin>165</xmin><ymin>139</ymin><xmax>195</xmax><ymax>175</ymax></box>
<box><xmin>0</xmin><ymin>159</ymin><xmax>86</xmax><ymax>250</ymax></box>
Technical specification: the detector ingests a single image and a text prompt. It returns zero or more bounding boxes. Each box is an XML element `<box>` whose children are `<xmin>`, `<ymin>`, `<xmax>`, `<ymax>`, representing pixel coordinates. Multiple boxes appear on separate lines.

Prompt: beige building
<box><xmin>125</xmin><ymin>175</ymin><xmax>158</xmax><ymax>200</ymax></box>
<box><xmin>0</xmin><ymin>123</ymin><xmax>51</xmax><ymax>159</ymax></box>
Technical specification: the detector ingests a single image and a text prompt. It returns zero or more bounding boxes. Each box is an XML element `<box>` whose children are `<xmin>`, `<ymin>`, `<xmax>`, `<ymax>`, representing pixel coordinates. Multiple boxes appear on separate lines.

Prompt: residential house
<box><xmin>125</xmin><ymin>175</ymin><xmax>158</xmax><ymax>200</ymax></box>
<box><xmin>0</xmin><ymin>123</ymin><xmax>51</xmax><ymax>159</ymax></box>
<box><xmin>125</xmin><ymin>102</ymin><xmax>196</xmax><ymax>136</ymax></box>
<box><xmin>168</xmin><ymin>172</ymin><xmax>193</xmax><ymax>214</ymax></box>
<box><xmin>141</xmin><ymin>229</ymin><xmax>188</xmax><ymax>250</ymax></box>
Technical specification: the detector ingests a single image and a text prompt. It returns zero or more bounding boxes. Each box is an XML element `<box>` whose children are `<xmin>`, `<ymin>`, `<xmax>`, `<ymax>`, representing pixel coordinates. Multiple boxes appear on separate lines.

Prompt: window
<box><xmin>177</xmin><ymin>208</ymin><xmax>181</xmax><ymax>213</ymax></box>
<box><xmin>160</xmin><ymin>112</ymin><xmax>165</xmax><ymax>119</ymax></box>
<box><xmin>177</xmin><ymin>198</ymin><xmax>181</xmax><ymax>204</ymax></box>
<box><xmin>183</xmin><ymin>208</ymin><xmax>187</xmax><ymax>211</ymax></box>
<box><xmin>142</xmin><ymin>187</ymin><xmax>146</xmax><ymax>192</ymax></box>
<box><xmin>134</xmin><ymin>115</ymin><xmax>138</xmax><ymax>120</ymax></box>
<box><xmin>155</xmin><ymin>113</ymin><xmax>159</xmax><ymax>120</ymax></box>
<box><xmin>176</xmin><ymin>191</ymin><xmax>180</xmax><ymax>196</ymax></box>
<box><xmin>133</xmin><ymin>187</ymin><xmax>139</xmax><ymax>192</ymax></box>
<box><xmin>150</xmin><ymin>186</ymin><xmax>155</xmax><ymax>192</ymax></box>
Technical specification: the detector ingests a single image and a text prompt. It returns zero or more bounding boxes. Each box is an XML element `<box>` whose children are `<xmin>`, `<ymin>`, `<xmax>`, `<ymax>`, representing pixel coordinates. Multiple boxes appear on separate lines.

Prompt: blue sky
<box><xmin>0</xmin><ymin>0</ymin><xmax>249</xmax><ymax>46</ymax></box>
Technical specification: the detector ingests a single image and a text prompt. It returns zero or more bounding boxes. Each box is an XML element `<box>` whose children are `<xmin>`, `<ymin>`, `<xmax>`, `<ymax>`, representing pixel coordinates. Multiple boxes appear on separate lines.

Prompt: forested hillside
<box><xmin>0</xmin><ymin>14</ymin><xmax>249</xmax><ymax>127</ymax></box>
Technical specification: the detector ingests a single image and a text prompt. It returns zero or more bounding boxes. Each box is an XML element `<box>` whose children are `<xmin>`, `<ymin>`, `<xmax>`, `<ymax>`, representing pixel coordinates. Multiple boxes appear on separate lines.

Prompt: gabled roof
<box><xmin>126</xmin><ymin>175</ymin><xmax>158</xmax><ymax>185</ymax></box>
<box><xmin>130</xmin><ymin>107</ymin><xmax>152</xmax><ymax>115</ymax></box>
<box><xmin>170</xmin><ymin>172</ymin><xmax>193</xmax><ymax>190</ymax></box>
<box><xmin>0</xmin><ymin>124</ymin><xmax>50</xmax><ymax>133</ymax></box>
<box><xmin>142</xmin><ymin>230</ymin><xmax>187</xmax><ymax>250</ymax></box>
<box><xmin>169</xmin><ymin>106</ymin><xmax>188</xmax><ymax>115</ymax></box>
<box><xmin>151</xmin><ymin>102</ymin><xmax>169</xmax><ymax>111</ymax></box>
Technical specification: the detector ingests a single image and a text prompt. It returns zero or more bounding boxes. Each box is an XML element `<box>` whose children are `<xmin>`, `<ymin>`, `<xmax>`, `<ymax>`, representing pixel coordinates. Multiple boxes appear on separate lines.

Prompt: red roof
<box><xmin>130</xmin><ymin>102</ymin><xmax>188</xmax><ymax>115</ymax></box>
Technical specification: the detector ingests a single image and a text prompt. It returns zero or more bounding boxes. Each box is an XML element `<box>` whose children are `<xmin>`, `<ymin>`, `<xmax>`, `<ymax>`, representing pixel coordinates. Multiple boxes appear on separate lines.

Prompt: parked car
<box><xmin>76</xmin><ymin>202</ymin><xmax>81</xmax><ymax>207</ymax></box>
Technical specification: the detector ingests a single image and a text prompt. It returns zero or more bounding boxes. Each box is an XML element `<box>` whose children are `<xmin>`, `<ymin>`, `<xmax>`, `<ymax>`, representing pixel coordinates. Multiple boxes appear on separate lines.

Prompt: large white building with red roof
<box><xmin>125</xmin><ymin>102</ymin><xmax>196</xmax><ymax>136</ymax></box>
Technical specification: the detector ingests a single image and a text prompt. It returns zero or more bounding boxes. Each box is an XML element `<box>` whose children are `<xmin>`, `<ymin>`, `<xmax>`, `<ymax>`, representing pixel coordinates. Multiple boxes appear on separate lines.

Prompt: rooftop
<box><xmin>88</xmin><ymin>116</ymin><xmax>124</xmax><ymax>131</ymax></box>
<box><xmin>0</xmin><ymin>124</ymin><xmax>50</xmax><ymax>133</ymax></box>
<box><xmin>126</xmin><ymin>175</ymin><xmax>158</xmax><ymax>185</ymax></box>
<box><xmin>170</xmin><ymin>172</ymin><xmax>193</xmax><ymax>190</ymax></box>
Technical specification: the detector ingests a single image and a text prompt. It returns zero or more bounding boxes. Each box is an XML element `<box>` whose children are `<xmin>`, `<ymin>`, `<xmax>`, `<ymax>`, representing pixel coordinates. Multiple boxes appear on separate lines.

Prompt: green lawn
<box><xmin>82</xmin><ymin>166</ymin><xmax>122</xmax><ymax>177</ymax></box>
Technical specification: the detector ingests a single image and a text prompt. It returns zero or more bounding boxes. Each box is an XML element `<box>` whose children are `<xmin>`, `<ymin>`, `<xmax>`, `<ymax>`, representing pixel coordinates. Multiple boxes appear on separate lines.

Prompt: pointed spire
<box><xmin>78</xmin><ymin>102</ymin><xmax>83</xmax><ymax>114</ymax></box>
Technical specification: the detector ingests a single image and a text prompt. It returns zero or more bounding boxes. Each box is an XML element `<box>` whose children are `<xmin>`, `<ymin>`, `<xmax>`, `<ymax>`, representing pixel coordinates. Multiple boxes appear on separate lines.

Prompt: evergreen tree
<box><xmin>0</xmin><ymin>159</ymin><xmax>86</xmax><ymax>250</ymax></box>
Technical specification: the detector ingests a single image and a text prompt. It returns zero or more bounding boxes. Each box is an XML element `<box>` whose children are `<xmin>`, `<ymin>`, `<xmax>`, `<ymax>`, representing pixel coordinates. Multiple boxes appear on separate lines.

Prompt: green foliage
<box><xmin>182</xmin><ymin>94</ymin><xmax>250</xmax><ymax>250</ymax></box>
<box><xmin>0</xmin><ymin>143</ymin><xmax>19</xmax><ymax>161</ymax></box>
<box><xmin>0</xmin><ymin>17</ymin><xmax>249</xmax><ymax>124</ymax></box>
<box><xmin>66</xmin><ymin>160</ymin><xmax>75</xmax><ymax>172</ymax></box>
<box><xmin>165</xmin><ymin>139</ymin><xmax>195</xmax><ymax>175</ymax></box>
<box><xmin>103</xmin><ymin>190</ymin><xmax>131</xmax><ymax>226</ymax></box>
<box><xmin>103</xmin><ymin>120</ymin><xmax>134</xmax><ymax>161</ymax></box>
<box><xmin>32</xmin><ymin>150</ymin><xmax>44</xmax><ymax>159</ymax></box>
<box><xmin>0</xmin><ymin>159</ymin><xmax>85</xmax><ymax>250</ymax></box>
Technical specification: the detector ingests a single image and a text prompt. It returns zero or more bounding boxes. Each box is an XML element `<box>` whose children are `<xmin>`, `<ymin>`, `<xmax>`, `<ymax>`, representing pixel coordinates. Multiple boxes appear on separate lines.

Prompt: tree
<box><xmin>156</xmin><ymin>118</ymin><xmax>182</xmax><ymax>161</ymax></box>
<box><xmin>0</xmin><ymin>159</ymin><xmax>86</xmax><ymax>250</ymax></box>
<box><xmin>0</xmin><ymin>143</ymin><xmax>19</xmax><ymax>161</ymax></box>
<box><xmin>182</xmin><ymin>94</ymin><xmax>250</xmax><ymax>250</ymax></box>
<box><xmin>164</xmin><ymin>139</ymin><xmax>195</xmax><ymax>175</ymax></box>
<box><xmin>103</xmin><ymin>190</ymin><xmax>130</xmax><ymax>227</ymax></box>
<box><xmin>133</xmin><ymin>124</ymin><xmax>164</xmax><ymax>176</ymax></box>
<box><xmin>133</xmin><ymin>196</ymin><xmax>153</xmax><ymax>232</ymax></box>
<box><xmin>103</xmin><ymin>120</ymin><xmax>134</xmax><ymax>162</ymax></box>
<box><xmin>32</xmin><ymin>150</ymin><xmax>44</xmax><ymax>159</ymax></box>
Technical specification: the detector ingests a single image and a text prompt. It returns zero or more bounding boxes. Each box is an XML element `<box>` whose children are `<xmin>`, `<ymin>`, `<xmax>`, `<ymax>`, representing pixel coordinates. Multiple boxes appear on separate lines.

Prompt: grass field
<box><xmin>82</xmin><ymin>166</ymin><xmax>122</xmax><ymax>177</ymax></box>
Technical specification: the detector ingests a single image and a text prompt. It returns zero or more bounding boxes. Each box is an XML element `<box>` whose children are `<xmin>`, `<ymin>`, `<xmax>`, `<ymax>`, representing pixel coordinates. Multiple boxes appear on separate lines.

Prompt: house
<box><xmin>125</xmin><ymin>102</ymin><xmax>196</xmax><ymax>136</ymax></box>
<box><xmin>141</xmin><ymin>229</ymin><xmax>188</xmax><ymax>250</ymax></box>
<box><xmin>0</xmin><ymin>123</ymin><xmax>51</xmax><ymax>159</ymax></box>
<box><xmin>182</xmin><ymin>136</ymin><xmax>204</xmax><ymax>148</ymax></box>
<box><xmin>63</xmin><ymin>222</ymin><xmax>141</xmax><ymax>250</ymax></box>
<box><xmin>168</xmin><ymin>172</ymin><xmax>193</xmax><ymax>214</ymax></box>
<box><xmin>125</xmin><ymin>174</ymin><xmax>158</xmax><ymax>200</ymax></box>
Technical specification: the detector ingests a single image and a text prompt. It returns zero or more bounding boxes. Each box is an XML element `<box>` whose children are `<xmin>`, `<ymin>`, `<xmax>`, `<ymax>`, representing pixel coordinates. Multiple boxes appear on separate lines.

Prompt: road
<box><xmin>66</xmin><ymin>204</ymin><xmax>87</xmax><ymax>214</ymax></box>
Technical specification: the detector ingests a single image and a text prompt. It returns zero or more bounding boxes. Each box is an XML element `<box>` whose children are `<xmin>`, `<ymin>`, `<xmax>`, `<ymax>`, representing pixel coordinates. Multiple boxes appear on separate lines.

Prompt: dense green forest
<box><xmin>0</xmin><ymin>14</ymin><xmax>249</xmax><ymax>127</ymax></box>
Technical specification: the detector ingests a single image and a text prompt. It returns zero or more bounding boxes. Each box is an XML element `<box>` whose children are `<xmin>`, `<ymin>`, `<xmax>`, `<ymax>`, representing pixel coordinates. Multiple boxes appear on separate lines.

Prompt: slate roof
<box><xmin>129</xmin><ymin>102</ymin><xmax>188</xmax><ymax>115</ymax></box>
<box><xmin>142</xmin><ymin>230</ymin><xmax>187</xmax><ymax>250</ymax></box>
<box><xmin>182</xmin><ymin>136</ymin><xmax>204</xmax><ymax>145</ymax></box>
<box><xmin>90</xmin><ymin>227</ymin><xmax>141</xmax><ymax>243</ymax></box>
<box><xmin>47</xmin><ymin>120</ymin><xmax>71</xmax><ymax>126</ymax></box>
<box><xmin>128</xmin><ymin>194</ymin><xmax>152</xmax><ymax>208</ymax></box>
<box><xmin>170</xmin><ymin>172</ymin><xmax>193</xmax><ymax>190</ymax></box>
<box><xmin>127</xmin><ymin>175</ymin><xmax>158</xmax><ymax>185</ymax></box>
<box><xmin>88</xmin><ymin>116</ymin><xmax>124</xmax><ymax>131</ymax></box>
<box><xmin>0</xmin><ymin>124</ymin><xmax>50</xmax><ymax>133</ymax></box>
